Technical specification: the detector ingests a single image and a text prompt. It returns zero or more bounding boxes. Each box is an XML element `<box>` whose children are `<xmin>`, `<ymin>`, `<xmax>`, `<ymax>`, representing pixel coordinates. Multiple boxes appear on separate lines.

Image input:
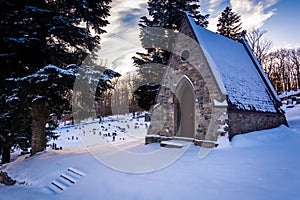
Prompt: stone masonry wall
<box><xmin>147</xmin><ymin>17</ymin><xmax>228</xmax><ymax>144</ymax></box>
<box><xmin>228</xmin><ymin>110</ymin><xmax>288</xmax><ymax>140</ymax></box>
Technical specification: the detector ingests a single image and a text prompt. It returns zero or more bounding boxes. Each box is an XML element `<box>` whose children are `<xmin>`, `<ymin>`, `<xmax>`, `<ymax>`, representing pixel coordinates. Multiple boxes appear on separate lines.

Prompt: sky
<box><xmin>199</xmin><ymin>0</ymin><xmax>300</xmax><ymax>50</ymax></box>
<box><xmin>96</xmin><ymin>0</ymin><xmax>300</xmax><ymax>74</ymax></box>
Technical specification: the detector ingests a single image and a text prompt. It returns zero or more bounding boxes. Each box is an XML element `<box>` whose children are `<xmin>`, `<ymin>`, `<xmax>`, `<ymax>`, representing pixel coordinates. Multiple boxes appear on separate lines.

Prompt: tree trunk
<box><xmin>297</xmin><ymin>66</ymin><xmax>300</xmax><ymax>89</ymax></box>
<box><xmin>1</xmin><ymin>146</ymin><xmax>11</xmax><ymax>164</ymax></box>
<box><xmin>31</xmin><ymin>99</ymin><xmax>48</xmax><ymax>155</ymax></box>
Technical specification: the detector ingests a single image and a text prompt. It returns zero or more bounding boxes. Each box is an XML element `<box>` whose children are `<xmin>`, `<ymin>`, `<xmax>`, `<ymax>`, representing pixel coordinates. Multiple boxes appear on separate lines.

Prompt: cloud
<box><xmin>199</xmin><ymin>0</ymin><xmax>224</xmax><ymax>14</ymax></box>
<box><xmin>92</xmin><ymin>0</ymin><xmax>280</xmax><ymax>74</ymax></box>
<box><xmin>103</xmin><ymin>0</ymin><xmax>147</xmax><ymax>39</ymax></box>
<box><xmin>200</xmin><ymin>0</ymin><xmax>278</xmax><ymax>32</ymax></box>
<box><xmin>230</xmin><ymin>0</ymin><xmax>278</xmax><ymax>30</ymax></box>
<box><xmin>199</xmin><ymin>0</ymin><xmax>226</xmax><ymax>31</ymax></box>
<box><xmin>94</xmin><ymin>0</ymin><xmax>148</xmax><ymax>74</ymax></box>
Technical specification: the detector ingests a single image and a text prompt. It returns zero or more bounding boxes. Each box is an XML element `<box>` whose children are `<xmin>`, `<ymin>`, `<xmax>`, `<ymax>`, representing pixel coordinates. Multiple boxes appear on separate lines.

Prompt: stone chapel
<box><xmin>145</xmin><ymin>13</ymin><xmax>287</xmax><ymax>147</ymax></box>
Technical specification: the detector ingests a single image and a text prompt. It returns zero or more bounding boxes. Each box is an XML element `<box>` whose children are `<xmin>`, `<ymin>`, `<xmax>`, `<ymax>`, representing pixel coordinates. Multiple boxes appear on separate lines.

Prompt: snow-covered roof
<box><xmin>186</xmin><ymin>14</ymin><xmax>277</xmax><ymax>113</ymax></box>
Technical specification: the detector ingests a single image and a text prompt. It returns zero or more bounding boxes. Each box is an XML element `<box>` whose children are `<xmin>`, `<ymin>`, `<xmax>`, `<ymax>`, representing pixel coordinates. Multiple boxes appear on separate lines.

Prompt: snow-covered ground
<box><xmin>278</xmin><ymin>89</ymin><xmax>300</xmax><ymax>99</ymax></box>
<box><xmin>1</xmin><ymin>107</ymin><xmax>300</xmax><ymax>200</ymax></box>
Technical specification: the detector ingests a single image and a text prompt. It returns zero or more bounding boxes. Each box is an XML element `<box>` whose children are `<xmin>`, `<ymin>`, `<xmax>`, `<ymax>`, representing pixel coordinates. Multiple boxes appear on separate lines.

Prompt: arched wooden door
<box><xmin>174</xmin><ymin>76</ymin><xmax>195</xmax><ymax>138</ymax></box>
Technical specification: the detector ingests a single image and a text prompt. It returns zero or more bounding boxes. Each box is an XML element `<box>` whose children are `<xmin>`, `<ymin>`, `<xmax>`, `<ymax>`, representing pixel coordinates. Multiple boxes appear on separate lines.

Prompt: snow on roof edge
<box><xmin>186</xmin><ymin>13</ymin><xmax>227</xmax><ymax>96</ymax></box>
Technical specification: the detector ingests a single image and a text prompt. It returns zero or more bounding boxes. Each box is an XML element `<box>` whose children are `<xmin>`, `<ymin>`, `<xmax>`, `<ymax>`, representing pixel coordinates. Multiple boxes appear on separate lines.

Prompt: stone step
<box><xmin>160</xmin><ymin>140</ymin><xmax>184</xmax><ymax>148</ymax></box>
<box><xmin>173</xmin><ymin>136</ymin><xmax>194</xmax><ymax>142</ymax></box>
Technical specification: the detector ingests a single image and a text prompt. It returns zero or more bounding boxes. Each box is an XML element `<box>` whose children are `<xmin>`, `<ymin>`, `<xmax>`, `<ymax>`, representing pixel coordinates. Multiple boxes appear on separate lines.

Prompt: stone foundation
<box><xmin>145</xmin><ymin>135</ymin><xmax>219</xmax><ymax>147</ymax></box>
<box><xmin>228</xmin><ymin>110</ymin><xmax>288</xmax><ymax>140</ymax></box>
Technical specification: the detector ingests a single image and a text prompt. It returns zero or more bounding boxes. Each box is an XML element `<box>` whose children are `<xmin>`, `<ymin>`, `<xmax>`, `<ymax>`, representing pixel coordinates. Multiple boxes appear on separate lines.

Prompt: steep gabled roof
<box><xmin>186</xmin><ymin>14</ymin><xmax>279</xmax><ymax>113</ymax></box>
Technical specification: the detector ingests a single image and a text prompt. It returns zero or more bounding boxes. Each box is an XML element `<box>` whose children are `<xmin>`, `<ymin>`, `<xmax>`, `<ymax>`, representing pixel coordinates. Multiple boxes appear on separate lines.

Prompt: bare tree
<box><xmin>110</xmin><ymin>71</ymin><xmax>142</xmax><ymax>115</ymax></box>
<box><xmin>246</xmin><ymin>29</ymin><xmax>272</xmax><ymax>66</ymax></box>
<box><xmin>264</xmin><ymin>48</ymin><xmax>300</xmax><ymax>92</ymax></box>
<box><xmin>290</xmin><ymin>48</ymin><xmax>300</xmax><ymax>89</ymax></box>
<box><xmin>264</xmin><ymin>53</ymin><xmax>281</xmax><ymax>91</ymax></box>
<box><xmin>111</xmin><ymin>77</ymin><xmax>129</xmax><ymax>115</ymax></box>
<box><xmin>247</xmin><ymin>29</ymin><xmax>300</xmax><ymax>92</ymax></box>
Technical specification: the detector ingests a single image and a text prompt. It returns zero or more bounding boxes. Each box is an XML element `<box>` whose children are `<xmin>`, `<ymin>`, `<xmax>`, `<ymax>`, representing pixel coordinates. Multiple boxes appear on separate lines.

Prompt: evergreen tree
<box><xmin>7</xmin><ymin>65</ymin><xmax>77</xmax><ymax>155</ymax></box>
<box><xmin>0</xmin><ymin>0</ymin><xmax>111</xmax><ymax>74</ymax></box>
<box><xmin>73</xmin><ymin>63</ymin><xmax>121</xmax><ymax>122</ymax></box>
<box><xmin>0</xmin><ymin>81</ymin><xmax>31</xmax><ymax>164</ymax></box>
<box><xmin>0</xmin><ymin>0</ymin><xmax>112</xmax><ymax>157</ymax></box>
<box><xmin>217</xmin><ymin>6</ymin><xmax>242</xmax><ymax>41</ymax></box>
<box><xmin>133</xmin><ymin>0</ymin><xmax>209</xmax><ymax>110</ymax></box>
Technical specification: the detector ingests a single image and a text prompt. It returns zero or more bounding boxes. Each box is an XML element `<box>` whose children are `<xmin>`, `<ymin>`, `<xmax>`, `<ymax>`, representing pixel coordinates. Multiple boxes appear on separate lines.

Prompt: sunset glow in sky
<box><xmin>97</xmin><ymin>0</ymin><xmax>300</xmax><ymax>74</ymax></box>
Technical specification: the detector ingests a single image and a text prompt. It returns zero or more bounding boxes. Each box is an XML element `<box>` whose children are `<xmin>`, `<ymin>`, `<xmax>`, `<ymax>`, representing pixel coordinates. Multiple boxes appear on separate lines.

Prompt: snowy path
<box><xmin>83</xmin><ymin>137</ymin><xmax>191</xmax><ymax>173</ymax></box>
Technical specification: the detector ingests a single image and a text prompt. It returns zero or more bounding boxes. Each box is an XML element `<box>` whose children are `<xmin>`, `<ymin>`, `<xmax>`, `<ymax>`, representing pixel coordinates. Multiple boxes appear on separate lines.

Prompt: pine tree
<box><xmin>217</xmin><ymin>6</ymin><xmax>242</xmax><ymax>41</ymax></box>
<box><xmin>0</xmin><ymin>81</ymin><xmax>31</xmax><ymax>164</ymax></box>
<box><xmin>9</xmin><ymin>65</ymin><xmax>78</xmax><ymax>154</ymax></box>
<box><xmin>73</xmin><ymin>63</ymin><xmax>121</xmax><ymax>122</ymax></box>
<box><xmin>133</xmin><ymin>0</ymin><xmax>209</xmax><ymax>111</ymax></box>
<box><xmin>0</xmin><ymin>0</ymin><xmax>112</xmax><ymax>157</ymax></box>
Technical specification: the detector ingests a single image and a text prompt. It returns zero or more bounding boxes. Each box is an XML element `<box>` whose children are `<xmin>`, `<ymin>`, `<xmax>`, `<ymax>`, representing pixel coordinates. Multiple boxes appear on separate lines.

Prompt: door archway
<box><xmin>174</xmin><ymin>76</ymin><xmax>195</xmax><ymax>138</ymax></box>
